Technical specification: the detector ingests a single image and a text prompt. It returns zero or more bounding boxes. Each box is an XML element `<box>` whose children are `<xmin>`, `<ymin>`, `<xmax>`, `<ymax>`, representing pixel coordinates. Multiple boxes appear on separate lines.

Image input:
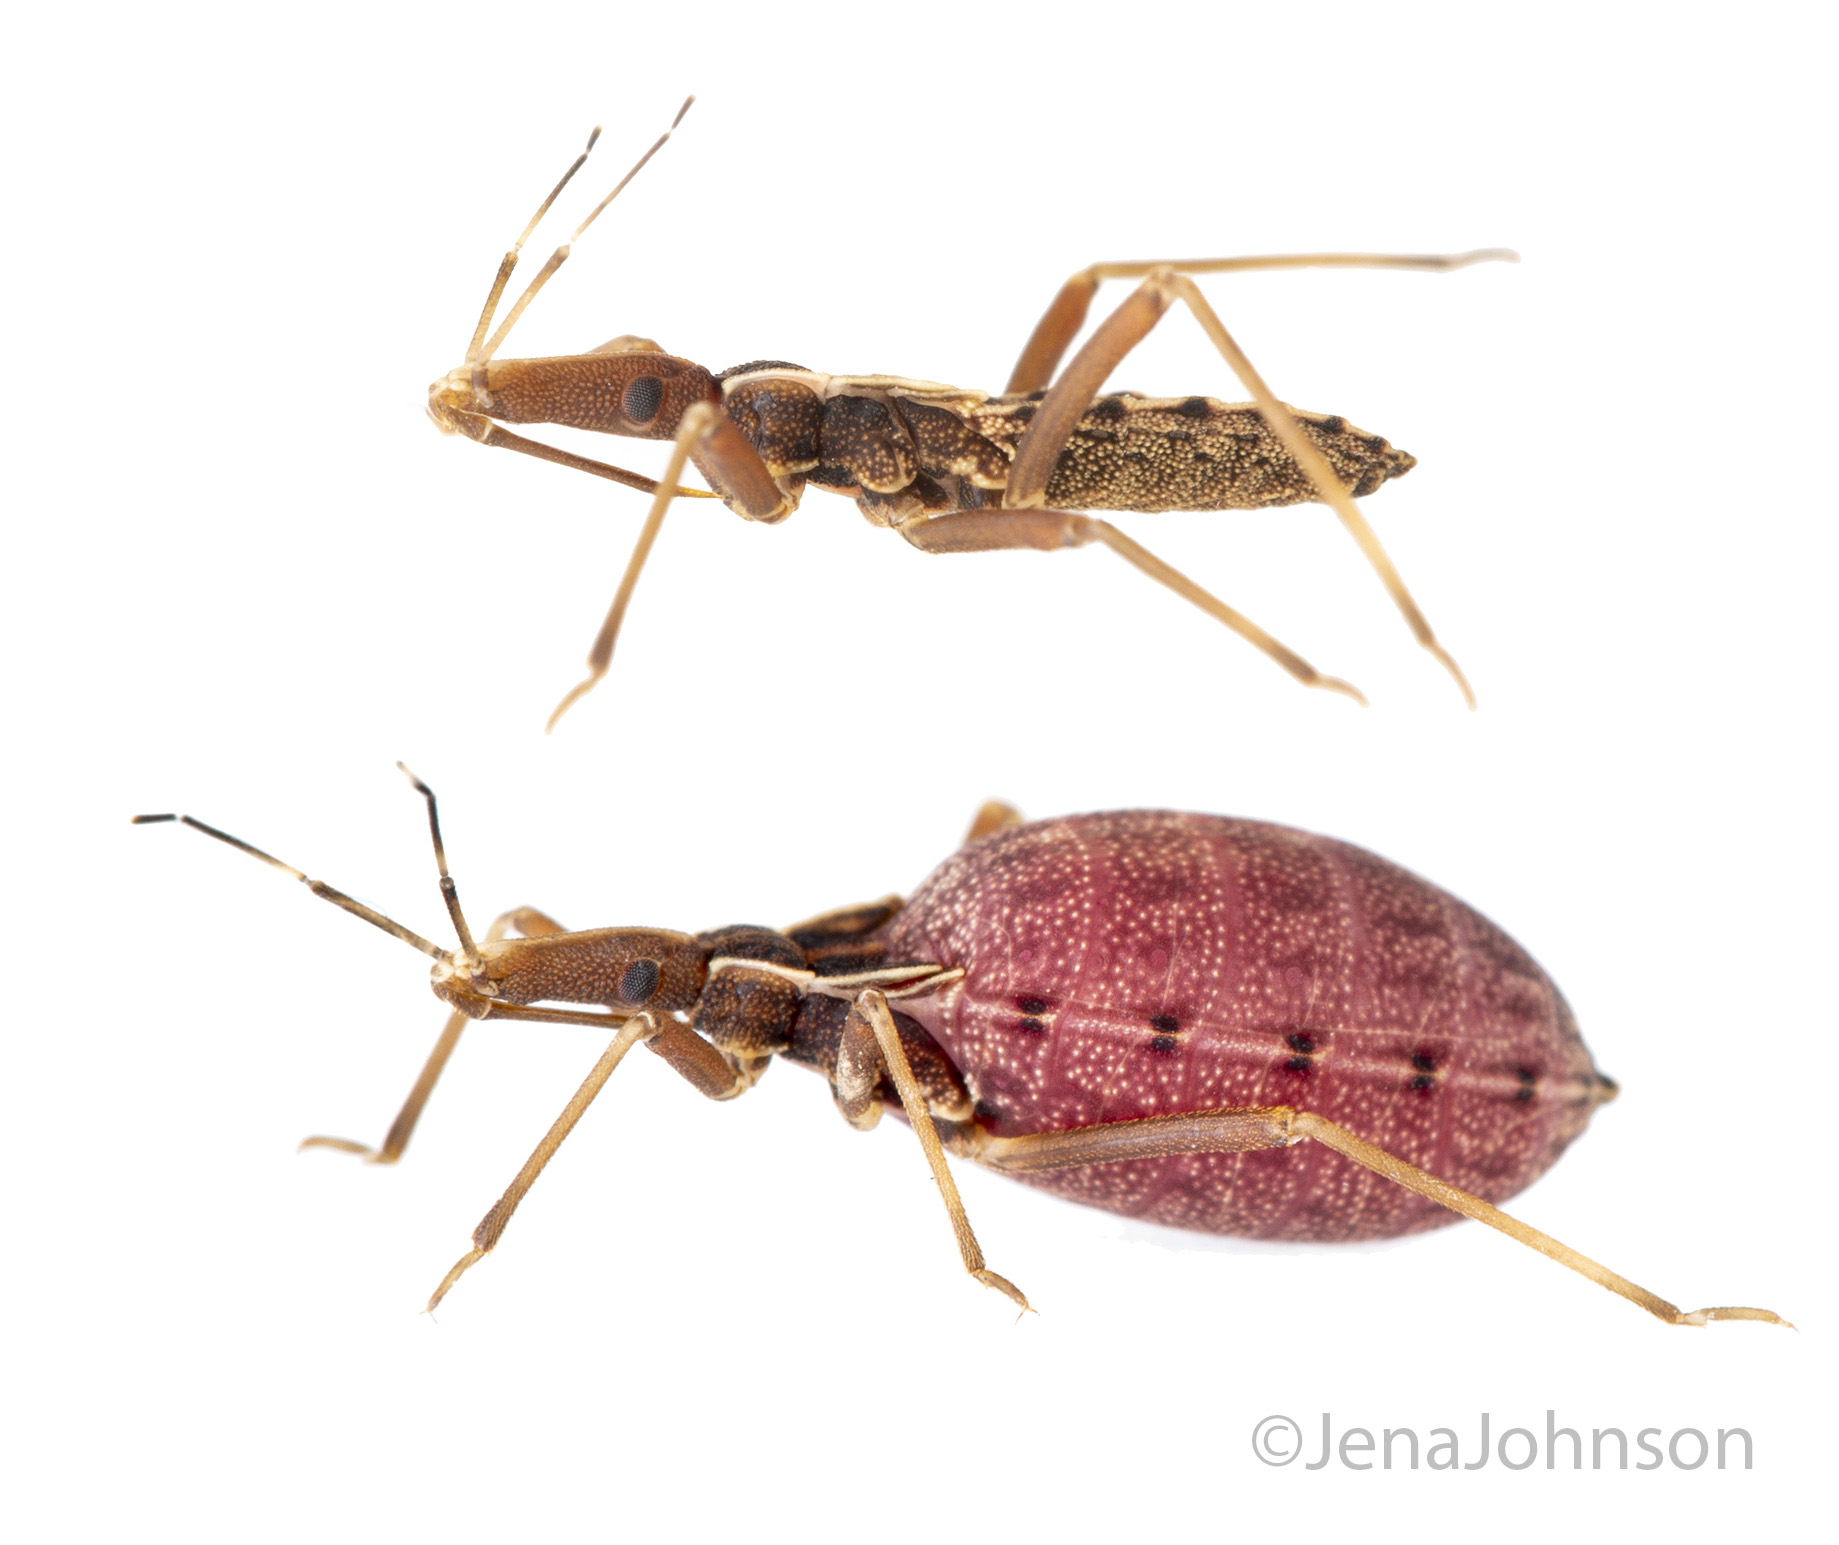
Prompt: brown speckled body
<box><xmin>715</xmin><ymin>364</ymin><xmax>1413</xmax><ymax>528</ymax></box>
<box><xmin>876</xmin><ymin>812</ymin><xmax>1606</xmax><ymax>1242</ymax></box>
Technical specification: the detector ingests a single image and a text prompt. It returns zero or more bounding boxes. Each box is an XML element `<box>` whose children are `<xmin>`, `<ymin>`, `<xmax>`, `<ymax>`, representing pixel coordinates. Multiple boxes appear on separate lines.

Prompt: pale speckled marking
<box><xmin>883</xmin><ymin>812</ymin><xmax>1602</xmax><ymax>1243</ymax></box>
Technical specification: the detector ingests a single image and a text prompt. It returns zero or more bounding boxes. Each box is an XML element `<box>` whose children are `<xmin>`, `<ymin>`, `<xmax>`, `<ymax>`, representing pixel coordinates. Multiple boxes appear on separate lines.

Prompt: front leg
<box><xmin>300</xmin><ymin>906</ymin><xmax>570</xmax><ymax>1165</ymax></box>
<box><xmin>427</xmin><ymin>1007</ymin><xmax>756</xmax><ymax>1312</ymax></box>
<box><xmin>547</xmin><ymin>400</ymin><xmax>796</xmax><ymax>730</ymax></box>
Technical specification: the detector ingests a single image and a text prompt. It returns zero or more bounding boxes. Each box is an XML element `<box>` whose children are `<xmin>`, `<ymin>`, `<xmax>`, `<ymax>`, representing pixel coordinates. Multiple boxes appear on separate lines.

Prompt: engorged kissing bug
<box><xmin>135</xmin><ymin>772</ymin><xmax>1786</xmax><ymax>1328</ymax></box>
<box><xmin>426</xmin><ymin>99</ymin><xmax>1517</xmax><ymax>730</ymax></box>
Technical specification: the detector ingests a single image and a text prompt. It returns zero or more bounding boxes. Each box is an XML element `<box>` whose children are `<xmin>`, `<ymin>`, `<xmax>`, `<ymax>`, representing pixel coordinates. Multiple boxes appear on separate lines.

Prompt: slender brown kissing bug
<box><xmin>135</xmin><ymin>773</ymin><xmax>1786</xmax><ymax>1327</ymax></box>
<box><xmin>425</xmin><ymin>99</ymin><xmax>1517</xmax><ymax>729</ymax></box>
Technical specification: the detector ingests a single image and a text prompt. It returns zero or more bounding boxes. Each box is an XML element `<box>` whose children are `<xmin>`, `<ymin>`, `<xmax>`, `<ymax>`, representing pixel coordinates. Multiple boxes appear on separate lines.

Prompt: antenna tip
<box><xmin>131</xmin><ymin>812</ymin><xmax>177</xmax><ymax>825</ymax></box>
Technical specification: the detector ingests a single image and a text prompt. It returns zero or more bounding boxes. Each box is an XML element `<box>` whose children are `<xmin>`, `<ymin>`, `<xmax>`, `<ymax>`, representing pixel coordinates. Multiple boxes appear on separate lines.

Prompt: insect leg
<box><xmin>963</xmin><ymin>800</ymin><xmax>1024</xmax><ymax>844</ymax></box>
<box><xmin>424</xmin><ymin>1005</ymin><xmax>754</xmax><ymax>1311</ymax></box>
<box><xmin>426</xmin><ymin>1010</ymin><xmax>657</xmax><ymax>1312</ymax></box>
<box><xmin>1287</xmin><ymin>1112</ymin><xmax>1787</xmax><ymax>1327</ymax></box>
<box><xmin>969</xmin><ymin>1107</ymin><xmax>1788</xmax><ymax>1327</ymax></box>
<box><xmin>896</xmin><ymin>509</ymin><xmax>1364</xmax><ymax>701</ymax></box>
<box><xmin>837</xmin><ymin>990</ymin><xmax>1030</xmax><ymax>1312</ymax></box>
<box><xmin>1005</xmin><ymin>269</ymin><xmax>1473</xmax><ymax>706</ymax></box>
<box><xmin>1005</xmin><ymin>249</ymin><xmax>1515</xmax><ymax>395</ymax></box>
<box><xmin>435</xmin><ymin>407</ymin><xmax>720</xmax><ymax>500</ymax></box>
<box><xmin>969</xmin><ymin>1107</ymin><xmax>1300</xmax><ymax>1171</ymax></box>
<box><xmin>547</xmin><ymin>400</ymin><xmax>792</xmax><ymax>731</ymax></box>
<box><xmin>300</xmin><ymin>908</ymin><xmax>569</xmax><ymax>1165</ymax></box>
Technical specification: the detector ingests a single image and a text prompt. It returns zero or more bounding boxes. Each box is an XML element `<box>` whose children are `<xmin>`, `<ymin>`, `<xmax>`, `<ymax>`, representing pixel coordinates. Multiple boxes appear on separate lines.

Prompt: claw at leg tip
<box><xmin>545</xmin><ymin>676</ymin><xmax>597</xmax><ymax>735</ymax></box>
<box><xmin>977</xmin><ymin>1268</ymin><xmax>1033</xmax><ymax>1316</ymax></box>
<box><xmin>426</xmin><ymin>1248</ymin><xmax>483</xmax><ymax>1315</ymax></box>
<box><xmin>1428</xmin><ymin>643</ymin><xmax>1477</xmax><ymax>710</ymax></box>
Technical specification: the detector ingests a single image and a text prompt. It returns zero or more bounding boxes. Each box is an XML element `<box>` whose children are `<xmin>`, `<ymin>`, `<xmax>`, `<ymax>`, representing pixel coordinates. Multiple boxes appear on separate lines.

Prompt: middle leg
<box><xmin>836</xmin><ymin>989</ymin><xmax>1030</xmax><ymax>1311</ymax></box>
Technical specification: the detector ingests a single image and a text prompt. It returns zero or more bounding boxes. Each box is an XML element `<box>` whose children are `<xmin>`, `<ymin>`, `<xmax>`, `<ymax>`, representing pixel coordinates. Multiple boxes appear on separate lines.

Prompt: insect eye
<box><xmin>623</xmin><ymin>376</ymin><xmax>665</xmax><ymax>424</ymax></box>
<box><xmin>619</xmin><ymin>959</ymin><xmax>660</xmax><ymax>1005</ymax></box>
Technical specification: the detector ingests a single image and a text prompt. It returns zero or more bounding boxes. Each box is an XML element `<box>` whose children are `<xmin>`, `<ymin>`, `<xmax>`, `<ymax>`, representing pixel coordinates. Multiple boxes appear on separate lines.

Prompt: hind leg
<box><xmin>1003</xmin><ymin>264</ymin><xmax>1491</xmax><ymax>705</ymax></box>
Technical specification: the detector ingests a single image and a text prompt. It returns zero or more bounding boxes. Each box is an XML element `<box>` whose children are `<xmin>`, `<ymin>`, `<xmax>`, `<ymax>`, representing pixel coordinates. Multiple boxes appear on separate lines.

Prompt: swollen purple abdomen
<box><xmin>881</xmin><ymin>812</ymin><xmax>1607</xmax><ymax>1242</ymax></box>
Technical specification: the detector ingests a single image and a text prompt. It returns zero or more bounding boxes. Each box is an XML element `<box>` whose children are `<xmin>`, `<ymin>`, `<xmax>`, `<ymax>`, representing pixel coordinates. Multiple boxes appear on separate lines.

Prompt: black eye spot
<box><xmin>1018</xmin><ymin>1016</ymin><xmax>1046</xmax><ymax>1034</ymax></box>
<box><xmin>1411</xmin><ymin>1053</ymin><xmax>1437</xmax><ymax>1073</ymax></box>
<box><xmin>1149</xmin><ymin>1035</ymin><xmax>1178</xmax><ymax>1055</ymax></box>
<box><xmin>619</xmin><ymin>959</ymin><xmax>660</xmax><ymax>1004</ymax></box>
<box><xmin>623</xmin><ymin>376</ymin><xmax>665</xmax><ymax>424</ymax></box>
<box><xmin>1285</xmin><ymin>1056</ymin><xmax>1313</xmax><ymax>1073</ymax></box>
<box><xmin>1016</xmin><ymin>996</ymin><xmax>1049</xmax><ymax>1015</ymax></box>
<box><xmin>1286</xmin><ymin>1032</ymin><xmax>1316</xmax><ymax>1054</ymax></box>
<box><xmin>1150</xmin><ymin>1014</ymin><xmax>1179</xmax><ymax>1034</ymax></box>
<box><xmin>1318</xmin><ymin>415</ymin><xmax>1345</xmax><ymax>435</ymax></box>
<box><xmin>1408</xmin><ymin>1074</ymin><xmax>1435</xmax><ymax>1092</ymax></box>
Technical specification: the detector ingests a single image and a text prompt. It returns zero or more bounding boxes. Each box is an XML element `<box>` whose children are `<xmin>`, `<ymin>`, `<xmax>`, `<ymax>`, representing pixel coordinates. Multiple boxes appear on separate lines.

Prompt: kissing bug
<box><xmin>426</xmin><ymin>100</ymin><xmax>1516</xmax><ymax>729</ymax></box>
<box><xmin>136</xmin><ymin>775</ymin><xmax>1784</xmax><ymax>1327</ymax></box>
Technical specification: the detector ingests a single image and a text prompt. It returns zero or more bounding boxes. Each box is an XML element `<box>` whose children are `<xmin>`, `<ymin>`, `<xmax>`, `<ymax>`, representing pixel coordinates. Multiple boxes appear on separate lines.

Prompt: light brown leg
<box><xmin>441</xmin><ymin>408</ymin><xmax>721</xmax><ymax>501</ymax></box>
<box><xmin>1005</xmin><ymin>268</ymin><xmax>1476</xmax><ymax>707</ymax></box>
<box><xmin>897</xmin><ymin>508</ymin><xmax>1364</xmax><ymax>702</ymax></box>
<box><xmin>1006</xmin><ymin>248</ymin><xmax>1516</xmax><ymax>394</ymax></box>
<box><xmin>963</xmin><ymin>800</ymin><xmax>1024</xmax><ymax>844</ymax></box>
<box><xmin>425</xmin><ymin>1004</ymin><xmax>754</xmax><ymax>1312</ymax></box>
<box><xmin>836</xmin><ymin>990</ymin><xmax>1029</xmax><ymax>1311</ymax></box>
<box><xmin>546</xmin><ymin>400</ymin><xmax>794</xmax><ymax>731</ymax></box>
<box><xmin>301</xmin><ymin>907</ymin><xmax>569</xmax><ymax>1164</ymax></box>
<box><xmin>965</xmin><ymin>1106</ymin><xmax>1787</xmax><ymax>1328</ymax></box>
<box><xmin>428</xmin><ymin>1011</ymin><xmax>657</xmax><ymax>1312</ymax></box>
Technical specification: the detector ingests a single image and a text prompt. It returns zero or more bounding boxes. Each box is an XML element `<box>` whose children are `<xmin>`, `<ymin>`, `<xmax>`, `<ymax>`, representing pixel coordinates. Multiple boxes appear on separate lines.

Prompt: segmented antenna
<box><xmin>465</xmin><ymin>125</ymin><xmax>603</xmax><ymax>364</ymax></box>
<box><xmin>395</xmin><ymin>763</ymin><xmax>479</xmax><ymax>966</ymax></box>
<box><xmin>473</xmin><ymin>95</ymin><xmax>696</xmax><ymax>366</ymax></box>
<box><xmin>130</xmin><ymin>812</ymin><xmax>445</xmax><ymax>959</ymax></box>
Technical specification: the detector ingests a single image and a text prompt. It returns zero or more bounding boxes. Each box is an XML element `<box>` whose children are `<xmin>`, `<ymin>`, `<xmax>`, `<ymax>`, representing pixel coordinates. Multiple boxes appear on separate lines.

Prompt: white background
<box><xmin>5</xmin><ymin>2</ymin><xmax>1831</xmax><ymax>1539</ymax></box>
